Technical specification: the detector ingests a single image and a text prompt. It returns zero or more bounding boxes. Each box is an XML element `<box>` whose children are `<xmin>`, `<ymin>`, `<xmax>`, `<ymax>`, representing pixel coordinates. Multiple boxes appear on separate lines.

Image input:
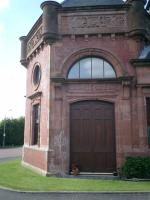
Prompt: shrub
<box><xmin>120</xmin><ymin>157</ymin><xmax>150</xmax><ymax>179</ymax></box>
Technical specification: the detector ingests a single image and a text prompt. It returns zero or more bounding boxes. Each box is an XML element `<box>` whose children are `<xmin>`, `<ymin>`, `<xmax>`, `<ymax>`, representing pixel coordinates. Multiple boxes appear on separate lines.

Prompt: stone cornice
<box><xmin>128</xmin><ymin>29</ymin><xmax>150</xmax><ymax>40</ymax></box>
<box><xmin>27</xmin><ymin>91</ymin><xmax>42</xmax><ymax>100</ymax></box>
<box><xmin>51</xmin><ymin>76</ymin><xmax>134</xmax><ymax>85</ymax></box>
<box><xmin>58</xmin><ymin>4</ymin><xmax>130</xmax><ymax>13</ymax></box>
<box><xmin>26</xmin><ymin>16</ymin><xmax>42</xmax><ymax>40</ymax></box>
<box><xmin>20</xmin><ymin>59</ymin><xmax>28</xmax><ymax>68</ymax></box>
<box><xmin>130</xmin><ymin>59</ymin><xmax>150</xmax><ymax>67</ymax></box>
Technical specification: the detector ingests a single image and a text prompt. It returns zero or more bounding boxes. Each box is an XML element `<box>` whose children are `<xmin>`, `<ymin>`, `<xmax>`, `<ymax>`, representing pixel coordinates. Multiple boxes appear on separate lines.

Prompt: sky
<box><xmin>0</xmin><ymin>0</ymin><xmax>62</xmax><ymax>120</ymax></box>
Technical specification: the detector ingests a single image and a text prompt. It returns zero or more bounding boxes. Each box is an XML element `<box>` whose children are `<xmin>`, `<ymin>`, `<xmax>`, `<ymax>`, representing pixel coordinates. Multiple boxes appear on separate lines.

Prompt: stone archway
<box><xmin>61</xmin><ymin>48</ymin><xmax>126</xmax><ymax>78</ymax></box>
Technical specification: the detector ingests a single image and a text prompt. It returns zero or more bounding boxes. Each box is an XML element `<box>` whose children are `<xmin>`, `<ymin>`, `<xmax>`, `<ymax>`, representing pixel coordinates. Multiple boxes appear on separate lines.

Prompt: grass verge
<box><xmin>0</xmin><ymin>160</ymin><xmax>150</xmax><ymax>192</ymax></box>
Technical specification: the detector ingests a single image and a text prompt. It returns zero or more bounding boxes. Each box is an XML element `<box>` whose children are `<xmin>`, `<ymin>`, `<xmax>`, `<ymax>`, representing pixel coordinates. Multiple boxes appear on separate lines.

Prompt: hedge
<box><xmin>120</xmin><ymin>157</ymin><xmax>150</xmax><ymax>179</ymax></box>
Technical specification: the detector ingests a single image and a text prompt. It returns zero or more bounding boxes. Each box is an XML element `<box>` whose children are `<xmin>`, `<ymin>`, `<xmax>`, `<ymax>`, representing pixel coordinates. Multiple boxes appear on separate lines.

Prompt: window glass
<box><xmin>33</xmin><ymin>65</ymin><xmax>41</xmax><ymax>85</ymax></box>
<box><xmin>92</xmin><ymin>58</ymin><xmax>103</xmax><ymax>78</ymax></box>
<box><xmin>32</xmin><ymin>104</ymin><xmax>40</xmax><ymax>145</ymax></box>
<box><xmin>67</xmin><ymin>57</ymin><xmax>116</xmax><ymax>79</ymax></box>
<box><xmin>80</xmin><ymin>58</ymin><xmax>91</xmax><ymax>79</ymax></box>
<box><xmin>68</xmin><ymin>63</ymin><xmax>79</xmax><ymax>79</ymax></box>
<box><xmin>104</xmin><ymin>62</ymin><xmax>116</xmax><ymax>78</ymax></box>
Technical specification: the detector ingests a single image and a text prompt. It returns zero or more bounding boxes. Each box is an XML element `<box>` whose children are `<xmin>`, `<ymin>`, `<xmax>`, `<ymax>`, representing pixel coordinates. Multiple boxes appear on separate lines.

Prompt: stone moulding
<box><xmin>130</xmin><ymin>59</ymin><xmax>150</xmax><ymax>67</ymax></box>
<box><xmin>27</xmin><ymin>91</ymin><xmax>42</xmax><ymax>100</ymax></box>
<box><xmin>128</xmin><ymin>29</ymin><xmax>150</xmax><ymax>41</ymax></box>
<box><xmin>20</xmin><ymin>59</ymin><xmax>28</xmax><ymax>67</ymax></box>
<box><xmin>58</xmin><ymin>4</ymin><xmax>130</xmax><ymax>12</ymax></box>
<box><xmin>27</xmin><ymin>26</ymin><xmax>43</xmax><ymax>56</ymax></box>
<box><xmin>51</xmin><ymin>76</ymin><xmax>134</xmax><ymax>86</ymax></box>
<box><xmin>58</xmin><ymin>12</ymin><xmax>128</xmax><ymax>35</ymax></box>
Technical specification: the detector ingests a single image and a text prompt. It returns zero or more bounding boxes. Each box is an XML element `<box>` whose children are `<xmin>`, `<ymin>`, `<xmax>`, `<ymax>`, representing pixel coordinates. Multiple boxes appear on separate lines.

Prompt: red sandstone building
<box><xmin>20</xmin><ymin>0</ymin><xmax>150</xmax><ymax>176</ymax></box>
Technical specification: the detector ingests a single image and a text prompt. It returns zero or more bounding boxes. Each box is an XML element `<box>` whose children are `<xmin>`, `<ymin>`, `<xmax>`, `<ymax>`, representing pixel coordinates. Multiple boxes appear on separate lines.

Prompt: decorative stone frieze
<box><xmin>59</xmin><ymin>12</ymin><xmax>128</xmax><ymax>35</ymax></box>
<box><xmin>27</xmin><ymin>26</ymin><xmax>43</xmax><ymax>56</ymax></box>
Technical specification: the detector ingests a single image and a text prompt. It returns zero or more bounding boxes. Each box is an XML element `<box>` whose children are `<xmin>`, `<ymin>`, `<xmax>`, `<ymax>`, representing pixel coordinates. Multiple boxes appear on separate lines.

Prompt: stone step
<box><xmin>66</xmin><ymin>173</ymin><xmax>119</xmax><ymax>180</ymax></box>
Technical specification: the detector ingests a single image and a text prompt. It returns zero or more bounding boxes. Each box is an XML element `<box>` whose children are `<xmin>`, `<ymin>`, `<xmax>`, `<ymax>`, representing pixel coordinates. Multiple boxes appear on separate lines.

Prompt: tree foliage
<box><xmin>0</xmin><ymin>117</ymin><xmax>24</xmax><ymax>147</ymax></box>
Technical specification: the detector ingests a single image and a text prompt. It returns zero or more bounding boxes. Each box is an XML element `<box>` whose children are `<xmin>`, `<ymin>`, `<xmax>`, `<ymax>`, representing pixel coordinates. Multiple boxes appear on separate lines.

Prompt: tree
<box><xmin>0</xmin><ymin>117</ymin><xmax>24</xmax><ymax>147</ymax></box>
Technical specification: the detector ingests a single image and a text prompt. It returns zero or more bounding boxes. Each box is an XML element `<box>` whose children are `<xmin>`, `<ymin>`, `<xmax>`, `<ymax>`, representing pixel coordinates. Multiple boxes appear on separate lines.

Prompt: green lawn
<box><xmin>0</xmin><ymin>160</ymin><xmax>150</xmax><ymax>192</ymax></box>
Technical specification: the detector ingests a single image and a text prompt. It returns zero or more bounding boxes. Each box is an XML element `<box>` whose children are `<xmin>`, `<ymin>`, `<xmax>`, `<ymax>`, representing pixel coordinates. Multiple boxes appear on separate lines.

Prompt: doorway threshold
<box><xmin>69</xmin><ymin>172</ymin><xmax>119</xmax><ymax>180</ymax></box>
<box><xmin>79</xmin><ymin>172</ymin><xmax>113</xmax><ymax>175</ymax></box>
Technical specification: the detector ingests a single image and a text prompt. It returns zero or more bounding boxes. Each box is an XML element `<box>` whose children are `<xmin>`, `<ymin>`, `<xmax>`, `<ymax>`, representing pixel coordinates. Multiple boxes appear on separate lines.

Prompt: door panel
<box><xmin>70</xmin><ymin>101</ymin><xmax>116</xmax><ymax>172</ymax></box>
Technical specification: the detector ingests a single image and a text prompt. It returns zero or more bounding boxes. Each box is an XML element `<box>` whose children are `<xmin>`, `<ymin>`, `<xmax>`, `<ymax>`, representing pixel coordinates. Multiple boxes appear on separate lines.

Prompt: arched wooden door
<box><xmin>70</xmin><ymin>101</ymin><xmax>116</xmax><ymax>173</ymax></box>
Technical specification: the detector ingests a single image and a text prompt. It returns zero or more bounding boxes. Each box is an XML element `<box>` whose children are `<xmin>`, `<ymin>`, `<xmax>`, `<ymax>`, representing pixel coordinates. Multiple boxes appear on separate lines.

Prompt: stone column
<box><xmin>41</xmin><ymin>1</ymin><xmax>61</xmax><ymax>42</ymax></box>
<box><xmin>19</xmin><ymin>36</ymin><xmax>27</xmax><ymax>67</ymax></box>
<box><xmin>137</xmin><ymin>86</ymin><xmax>147</xmax><ymax>149</ymax></box>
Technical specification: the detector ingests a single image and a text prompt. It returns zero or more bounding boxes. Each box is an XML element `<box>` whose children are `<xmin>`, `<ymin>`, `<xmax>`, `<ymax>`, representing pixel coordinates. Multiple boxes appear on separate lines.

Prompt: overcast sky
<box><xmin>0</xmin><ymin>0</ymin><xmax>63</xmax><ymax>120</ymax></box>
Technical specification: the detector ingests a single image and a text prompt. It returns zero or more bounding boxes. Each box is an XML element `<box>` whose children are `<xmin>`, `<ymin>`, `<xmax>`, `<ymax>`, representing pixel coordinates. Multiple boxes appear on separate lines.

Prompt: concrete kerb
<box><xmin>0</xmin><ymin>186</ymin><xmax>150</xmax><ymax>195</ymax></box>
<box><xmin>0</xmin><ymin>157</ymin><xmax>21</xmax><ymax>163</ymax></box>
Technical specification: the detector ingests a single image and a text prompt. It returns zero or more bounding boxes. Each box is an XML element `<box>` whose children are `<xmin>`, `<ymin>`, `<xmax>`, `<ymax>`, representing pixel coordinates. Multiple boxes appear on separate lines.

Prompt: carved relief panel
<box><xmin>27</xmin><ymin>25</ymin><xmax>43</xmax><ymax>56</ymax></box>
<box><xmin>66</xmin><ymin>83</ymin><xmax>121</xmax><ymax>96</ymax></box>
<box><xmin>59</xmin><ymin>11</ymin><xmax>127</xmax><ymax>35</ymax></box>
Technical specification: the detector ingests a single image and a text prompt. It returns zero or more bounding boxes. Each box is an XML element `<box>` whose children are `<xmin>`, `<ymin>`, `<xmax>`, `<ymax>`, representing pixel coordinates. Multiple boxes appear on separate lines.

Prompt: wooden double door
<box><xmin>70</xmin><ymin>101</ymin><xmax>116</xmax><ymax>173</ymax></box>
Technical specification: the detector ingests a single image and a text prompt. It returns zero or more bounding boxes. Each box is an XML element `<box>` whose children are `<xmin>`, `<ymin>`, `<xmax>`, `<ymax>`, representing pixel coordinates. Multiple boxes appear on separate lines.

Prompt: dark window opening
<box><xmin>33</xmin><ymin>65</ymin><xmax>41</xmax><ymax>85</ymax></box>
<box><xmin>32</xmin><ymin>104</ymin><xmax>40</xmax><ymax>145</ymax></box>
<box><xmin>146</xmin><ymin>97</ymin><xmax>150</xmax><ymax>148</ymax></box>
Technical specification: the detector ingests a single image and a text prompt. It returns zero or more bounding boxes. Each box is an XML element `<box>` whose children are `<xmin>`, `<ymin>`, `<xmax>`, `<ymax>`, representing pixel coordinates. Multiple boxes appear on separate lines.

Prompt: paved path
<box><xmin>0</xmin><ymin>190</ymin><xmax>150</xmax><ymax>200</ymax></box>
<box><xmin>0</xmin><ymin>147</ymin><xmax>22</xmax><ymax>162</ymax></box>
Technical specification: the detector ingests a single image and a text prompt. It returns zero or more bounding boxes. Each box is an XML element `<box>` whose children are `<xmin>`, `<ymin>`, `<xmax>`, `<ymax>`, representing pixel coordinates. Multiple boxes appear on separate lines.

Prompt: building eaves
<box><xmin>61</xmin><ymin>0</ymin><xmax>124</xmax><ymax>7</ymax></box>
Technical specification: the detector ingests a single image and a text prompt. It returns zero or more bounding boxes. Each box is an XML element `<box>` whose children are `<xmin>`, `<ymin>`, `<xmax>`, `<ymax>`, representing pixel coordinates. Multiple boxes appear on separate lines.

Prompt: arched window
<box><xmin>67</xmin><ymin>57</ymin><xmax>116</xmax><ymax>79</ymax></box>
<box><xmin>33</xmin><ymin>64</ymin><xmax>41</xmax><ymax>85</ymax></box>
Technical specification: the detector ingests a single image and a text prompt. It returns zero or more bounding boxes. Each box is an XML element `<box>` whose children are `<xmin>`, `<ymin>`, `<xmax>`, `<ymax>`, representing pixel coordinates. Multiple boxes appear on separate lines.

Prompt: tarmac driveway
<box><xmin>0</xmin><ymin>147</ymin><xmax>22</xmax><ymax>162</ymax></box>
<box><xmin>0</xmin><ymin>190</ymin><xmax>150</xmax><ymax>200</ymax></box>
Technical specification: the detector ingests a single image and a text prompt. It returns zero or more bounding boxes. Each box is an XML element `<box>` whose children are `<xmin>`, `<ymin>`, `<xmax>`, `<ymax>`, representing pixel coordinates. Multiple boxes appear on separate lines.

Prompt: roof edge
<box><xmin>58</xmin><ymin>4</ymin><xmax>130</xmax><ymax>12</ymax></box>
<box><xmin>26</xmin><ymin>15</ymin><xmax>42</xmax><ymax>40</ymax></box>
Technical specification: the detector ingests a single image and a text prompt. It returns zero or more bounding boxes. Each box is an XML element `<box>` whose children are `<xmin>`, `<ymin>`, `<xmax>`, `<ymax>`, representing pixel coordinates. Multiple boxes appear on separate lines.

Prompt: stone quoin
<box><xmin>20</xmin><ymin>0</ymin><xmax>150</xmax><ymax>176</ymax></box>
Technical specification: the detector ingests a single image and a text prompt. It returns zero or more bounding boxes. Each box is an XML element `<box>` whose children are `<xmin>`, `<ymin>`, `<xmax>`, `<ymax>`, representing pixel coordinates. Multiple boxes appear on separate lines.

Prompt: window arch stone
<box><xmin>61</xmin><ymin>48</ymin><xmax>127</xmax><ymax>78</ymax></box>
